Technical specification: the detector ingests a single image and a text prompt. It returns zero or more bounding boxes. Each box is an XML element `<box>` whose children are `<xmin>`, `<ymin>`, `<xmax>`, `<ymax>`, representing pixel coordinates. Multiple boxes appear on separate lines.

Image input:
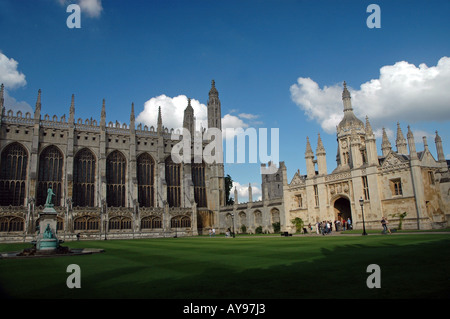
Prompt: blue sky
<box><xmin>1</xmin><ymin>0</ymin><xmax>450</xmax><ymax>201</ymax></box>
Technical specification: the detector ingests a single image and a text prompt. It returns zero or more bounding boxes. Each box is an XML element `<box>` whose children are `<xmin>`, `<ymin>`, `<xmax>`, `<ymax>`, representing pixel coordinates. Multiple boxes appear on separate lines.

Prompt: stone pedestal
<box><xmin>36</xmin><ymin>207</ymin><xmax>59</xmax><ymax>251</ymax></box>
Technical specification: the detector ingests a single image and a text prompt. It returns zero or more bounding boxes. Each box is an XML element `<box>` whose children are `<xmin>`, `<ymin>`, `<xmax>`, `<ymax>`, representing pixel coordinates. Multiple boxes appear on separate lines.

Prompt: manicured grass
<box><xmin>1</xmin><ymin>234</ymin><xmax>449</xmax><ymax>299</ymax></box>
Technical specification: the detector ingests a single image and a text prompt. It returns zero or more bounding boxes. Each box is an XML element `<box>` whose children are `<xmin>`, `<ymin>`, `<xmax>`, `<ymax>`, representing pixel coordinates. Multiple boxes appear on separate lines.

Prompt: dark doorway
<box><xmin>334</xmin><ymin>197</ymin><xmax>352</xmax><ymax>222</ymax></box>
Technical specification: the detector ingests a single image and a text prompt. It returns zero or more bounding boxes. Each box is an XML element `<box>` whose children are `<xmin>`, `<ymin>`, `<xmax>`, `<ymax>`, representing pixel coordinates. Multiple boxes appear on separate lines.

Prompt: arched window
<box><xmin>165</xmin><ymin>157</ymin><xmax>180</xmax><ymax>207</ymax></box>
<box><xmin>106</xmin><ymin>151</ymin><xmax>126</xmax><ymax>207</ymax></box>
<box><xmin>271</xmin><ymin>209</ymin><xmax>280</xmax><ymax>224</ymax></box>
<box><xmin>73</xmin><ymin>216</ymin><xmax>99</xmax><ymax>231</ymax></box>
<box><xmin>141</xmin><ymin>216</ymin><xmax>162</xmax><ymax>229</ymax></box>
<box><xmin>0</xmin><ymin>143</ymin><xmax>28</xmax><ymax>206</ymax></box>
<box><xmin>73</xmin><ymin>149</ymin><xmax>96</xmax><ymax>207</ymax></box>
<box><xmin>192</xmin><ymin>161</ymin><xmax>207</xmax><ymax>207</ymax></box>
<box><xmin>254</xmin><ymin>210</ymin><xmax>262</xmax><ymax>227</ymax></box>
<box><xmin>37</xmin><ymin>145</ymin><xmax>63</xmax><ymax>206</ymax></box>
<box><xmin>137</xmin><ymin>153</ymin><xmax>155</xmax><ymax>207</ymax></box>
<box><xmin>171</xmin><ymin>216</ymin><xmax>191</xmax><ymax>228</ymax></box>
<box><xmin>108</xmin><ymin>216</ymin><xmax>131</xmax><ymax>230</ymax></box>
<box><xmin>0</xmin><ymin>216</ymin><xmax>24</xmax><ymax>232</ymax></box>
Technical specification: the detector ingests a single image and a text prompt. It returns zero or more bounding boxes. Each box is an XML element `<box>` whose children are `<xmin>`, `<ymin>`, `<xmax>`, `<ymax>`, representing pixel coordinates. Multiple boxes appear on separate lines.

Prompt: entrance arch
<box><xmin>333</xmin><ymin>197</ymin><xmax>352</xmax><ymax>222</ymax></box>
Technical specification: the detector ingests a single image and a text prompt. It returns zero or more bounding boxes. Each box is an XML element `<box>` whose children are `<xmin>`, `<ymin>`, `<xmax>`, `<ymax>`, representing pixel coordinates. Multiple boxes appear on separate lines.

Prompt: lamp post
<box><xmin>231</xmin><ymin>213</ymin><xmax>235</xmax><ymax>238</ymax></box>
<box><xmin>359</xmin><ymin>197</ymin><xmax>367</xmax><ymax>236</ymax></box>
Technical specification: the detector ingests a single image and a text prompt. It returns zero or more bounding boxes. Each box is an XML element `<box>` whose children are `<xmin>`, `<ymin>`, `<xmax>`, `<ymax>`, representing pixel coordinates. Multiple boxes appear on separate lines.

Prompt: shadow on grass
<box><xmin>1</xmin><ymin>236</ymin><xmax>449</xmax><ymax>299</ymax></box>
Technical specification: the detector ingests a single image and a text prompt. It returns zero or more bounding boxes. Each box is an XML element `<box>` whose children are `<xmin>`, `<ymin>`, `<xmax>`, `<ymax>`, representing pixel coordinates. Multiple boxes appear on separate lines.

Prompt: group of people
<box><xmin>208</xmin><ymin>228</ymin><xmax>216</xmax><ymax>237</ymax></box>
<box><xmin>314</xmin><ymin>218</ymin><xmax>352</xmax><ymax>235</ymax></box>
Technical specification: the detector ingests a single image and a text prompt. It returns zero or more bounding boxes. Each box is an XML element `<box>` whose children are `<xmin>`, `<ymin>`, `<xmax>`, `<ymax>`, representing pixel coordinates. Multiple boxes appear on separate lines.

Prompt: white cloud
<box><xmin>56</xmin><ymin>0</ymin><xmax>103</xmax><ymax>18</ymax></box>
<box><xmin>79</xmin><ymin>0</ymin><xmax>103</xmax><ymax>18</ymax></box>
<box><xmin>136</xmin><ymin>95</ymin><xmax>257</xmax><ymax>141</ymax></box>
<box><xmin>238</xmin><ymin>113</ymin><xmax>259</xmax><ymax>120</ymax></box>
<box><xmin>3</xmin><ymin>90</ymin><xmax>32</xmax><ymax>114</ymax></box>
<box><xmin>0</xmin><ymin>52</ymin><xmax>31</xmax><ymax>113</ymax></box>
<box><xmin>231</xmin><ymin>181</ymin><xmax>262</xmax><ymax>202</ymax></box>
<box><xmin>136</xmin><ymin>94</ymin><xmax>207</xmax><ymax>132</ymax></box>
<box><xmin>290</xmin><ymin>56</ymin><xmax>450</xmax><ymax>134</ymax></box>
<box><xmin>0</xmin><ymin>52</ymin><xmax>27</xmax><ymax>89</ymax></box>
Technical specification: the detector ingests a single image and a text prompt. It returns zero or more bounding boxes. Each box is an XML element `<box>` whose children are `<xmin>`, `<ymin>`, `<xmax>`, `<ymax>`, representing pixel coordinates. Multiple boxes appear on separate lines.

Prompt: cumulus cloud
<box><xmin>136</xmin><ymin>94</ymin><xmax>259</xmax><ymax>141</ymax></box>
<box><xmin>57</xmin><ymin>0</ymin><xmax>103</xmax><ymax>18</ymax></box>
<box><xmin>290</xmin><ymin>56</ymin><xmax>450</xmax><ymax>134</ymax></box>
<box><xmin>0</xmin><ymin>52</ymin><xmax>32</xmax><ymax>113</ymax></box>
<box><xmin>3</xmin><ymin>90</ymin><xmax>33</xmax><ymax>114</ymax></box>
<box><xmin>78</xmin><ymin>0</ymin><xmax>103</xmax><ymax>18</ymax></box>
<box><xmin>0</xmin><ymin>52</ymin><xmax>27</xmax><ymax>89</ymax></box>
<box><xmin>136</xmin><ymin>94</ymin><xmax>207</xmax><ymax>132</ymax></box>
<box><xmin>231</xmin><ymin>181</ymin><xmax>262</xmax><ymax>202</ymax></box>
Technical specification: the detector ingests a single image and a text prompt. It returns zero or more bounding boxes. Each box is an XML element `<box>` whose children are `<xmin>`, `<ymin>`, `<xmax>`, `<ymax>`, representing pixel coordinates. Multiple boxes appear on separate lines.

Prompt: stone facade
<box><xmin>282</xmin><ymin>82</ymin><xmax>450</xmax><ymax>232</ymax></box>
<box><xmin>220</xmin><ymin>162</ymin><xmax>285</xmax><ymax>234</ymax></box>
<box><xmin>0</xmin><ymin>81</ymin><xmax>226</xmax><ymax>242</ymax></box>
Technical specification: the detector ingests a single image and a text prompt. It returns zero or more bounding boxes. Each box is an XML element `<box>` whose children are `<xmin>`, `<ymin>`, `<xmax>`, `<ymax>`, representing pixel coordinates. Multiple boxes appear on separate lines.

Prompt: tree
<box><xmin>391</xmin><ymin>212</ymin><xmax>408</xmax><ymax>230</ymax></box>
<box><xmin>225</xmin><ymin>174</ymin><xmax>234</xmax><ymax>205</ymax></box>
<box><xmin>291</xmin><ymin>217</ymin><xmax>304</xmax><ymax>233</ymax></box>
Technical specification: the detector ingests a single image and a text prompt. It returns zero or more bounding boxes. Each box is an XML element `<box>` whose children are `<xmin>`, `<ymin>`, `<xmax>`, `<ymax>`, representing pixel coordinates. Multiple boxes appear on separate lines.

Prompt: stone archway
<box><xmin>333</xmin><ymin>197</ymin><xmax>352</xmax><ymax>223</ymax></box>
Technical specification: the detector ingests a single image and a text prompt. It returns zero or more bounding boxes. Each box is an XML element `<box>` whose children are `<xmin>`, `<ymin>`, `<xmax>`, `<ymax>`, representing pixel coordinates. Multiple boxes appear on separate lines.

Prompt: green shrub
<box><xmin>255</xmin><ymin>226</ymin><xmax>263</xmax><ymax>234</ymax></box>
<box><xmin>272</xmin><ymin>222</ymin><xmax>281</xmax><ymax>233</ymax></box>
<box><xmin>240</xmin><ymin>224</ymin><xmax>247</xmax><ymax>234</ymax></box>
<box><xmin>291</xmin><ymin>217</ymin><xmax>304</xmax><ymax>233</ymax></box>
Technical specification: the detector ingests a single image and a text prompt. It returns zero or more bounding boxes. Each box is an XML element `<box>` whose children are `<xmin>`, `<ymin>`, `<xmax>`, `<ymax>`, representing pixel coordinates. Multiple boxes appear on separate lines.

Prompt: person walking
<box><xmin>347</xmin><ymin>217</ymin><xmax>352</xmax><ymax>230</ymax></box>
<box><xmin>381</xmin><ymin>217</ymin><xmax>391</xmax><ymax>234</ymax></box>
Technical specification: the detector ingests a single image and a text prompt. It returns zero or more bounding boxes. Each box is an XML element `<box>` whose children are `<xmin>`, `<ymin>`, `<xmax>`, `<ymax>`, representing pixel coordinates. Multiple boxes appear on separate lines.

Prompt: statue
<box><xmin>43</xmin><ymin>224</ymin><xmax>54</xmax><ymax>239</ymax></box>
<box><xmin>45</xmin><ymin>187</ymin><xmax>56</xmax><ymax>207</ymax></box>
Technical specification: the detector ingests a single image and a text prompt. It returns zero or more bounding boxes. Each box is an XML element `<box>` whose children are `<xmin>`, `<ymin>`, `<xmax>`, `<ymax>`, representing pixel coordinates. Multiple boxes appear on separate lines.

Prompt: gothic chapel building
<box><xmin>0</xmin><ymin>81</ymin><xmax>225</xmax><ymax>241</ymax></box>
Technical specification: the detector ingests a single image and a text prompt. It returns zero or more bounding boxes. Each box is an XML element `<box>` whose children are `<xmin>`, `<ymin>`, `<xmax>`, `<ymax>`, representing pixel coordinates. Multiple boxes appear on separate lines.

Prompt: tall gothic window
<box><xmin>37</xmin><ymin>145</ymin><xmax>63</xmax><ymax>206</ymax></box>
<box><xmin>106</xmin><ymin>151</ymin><xmax>126</xmax><ymax>207</ymax></box>
<box><xmin>165</xmin><ymin>157</ymin><xmax>180</xmax><ymax>207</ymax></box>
<box><xmin>0</xmin><ymin>143</ymin><xmax>28</xmax><ymax>206</ymax></box>
<box><xmin>362</xmin><ymin>176</ymin><xmax>370</xmax><ymax>200</ymax></box>
<box><xmin>314</xmin><ymin>185</ymin><xmax>319</xmax><ymax>206</ymax></box>
<box><xmin>192</xmin><ymin>161</ymin><xmax>207</xmax><ymax>207</ymax></box>
<box><xmin>137</xmin><ymin>153</ymin><xmax>155</xmax><ymax>207</ymax></box>
<box><xmin>73</xmin><ymin>148</ymin><xmax>96</xmax><ymax>207</ymax></box>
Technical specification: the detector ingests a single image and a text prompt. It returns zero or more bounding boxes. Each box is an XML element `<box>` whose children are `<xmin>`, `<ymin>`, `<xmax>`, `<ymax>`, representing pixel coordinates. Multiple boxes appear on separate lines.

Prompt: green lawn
<box><xmin>0</xmin><ymin>234</ymin><xmax>449</xmax><ymax>299</ymax></box>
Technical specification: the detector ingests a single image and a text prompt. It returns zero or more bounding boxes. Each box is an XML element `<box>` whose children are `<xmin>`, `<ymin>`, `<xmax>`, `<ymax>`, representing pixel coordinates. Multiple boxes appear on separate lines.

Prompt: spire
<box><xmin>395</xmin><ymin>122</ymin><xmax>408</xmax><ymax>154</ymax></box>
<box><xmin>130</xmin><ymin>102</ymin><xmax>135</xmax><ymax>122</ymax></box>
<box><xmin>157</xmin><ymin>106</ymin><xmax>163</xmax><ymax>133</ymax></box>
<box><xmin>422</xmin><ymin>136</ymin><xmax>429</xmax><ymax>151</ymax></box>
<box><xmin>207</xmin><ymin>79</ymin><xmax>221</xmax><ymax>130</ymax></box>
<box><xmin>69</xmin><ymin>94</ymin><xmax>75</xmax><ymax>118</ymax></box>
<box><xmin>305</xmin><ymin>136</ymin><xmax>314</xmax><ymax>158</ymax></box>
<box><xmin>435</xmin><ymin>131</ymin><xmax>446</xmax><ymax>162</ymax></box>
<box><xmin>342</xmin><ymin>81</ymin><xmax>352</xmax><ymax>111</ymax></box>
<box><xmin>365</xmin><ymin>116</ymin><xmax>373</xmax><ymax>136</ymax></box>
<box><xmin>209</xmin><ymin>79</ymin><xmax>218</xmax><ymax>96</ymax></box>
<box><xmin>34</xmin><ymin>89</ymin><xmax>42</xmax><ymax>122</ymax></box>
<box><xmin>381</xmin><ymin>127</ymin><xmax>392</xmax><ymax>157</ymax></box>
<box><xmin>248</xmin><ymin>183</ymin><xmax>253</xmax><ymax>202</ymax></box>
<box><xmin>0</xmin><ymin>83</ymin><xmax>4</xmax><ymax>109</ymax></box>
<box><xmin>36</xmin><ymin>89</ymin><xmax>42</xmax><ymax>112</ymax></box>
<box><xmin>407</xmin><ymin>125</ymin><xmax>417</xmax><ymax>159</ymax></box>
<box><xmin>183</xmin><ymin>98</ymin><xmax>195</xmax><ymax>135</ymax></box>
<box><xmin>100</xmin><ymin>99</ymin><xmax>106</xmax><ymax>128</ymax></box>
<box><xmin>316</xmin><ymin>133</ymin><xmax>325</xmax><ymax>155</ymax></box>
<box><xmin>337</xmin><ymin>81</ymin><xmax>364</xmax><ymax>133</ymax></box>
